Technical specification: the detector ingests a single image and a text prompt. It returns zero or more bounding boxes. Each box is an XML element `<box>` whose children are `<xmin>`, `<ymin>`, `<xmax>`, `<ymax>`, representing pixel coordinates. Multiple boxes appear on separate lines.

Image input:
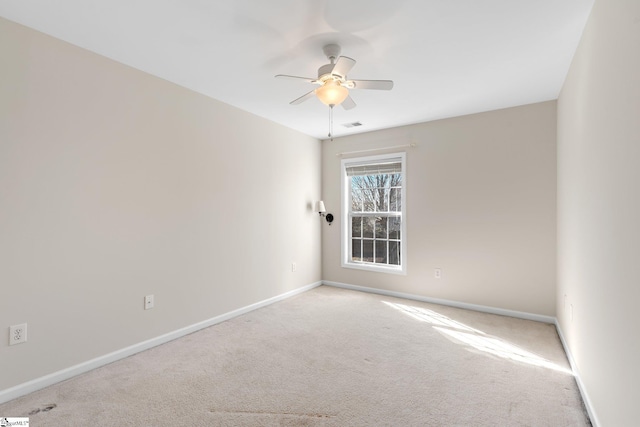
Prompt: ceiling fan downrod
<box><xmin>322</xmin><ymin>44</ymin><xmax>341</xmax><ymax>64</ymax></box>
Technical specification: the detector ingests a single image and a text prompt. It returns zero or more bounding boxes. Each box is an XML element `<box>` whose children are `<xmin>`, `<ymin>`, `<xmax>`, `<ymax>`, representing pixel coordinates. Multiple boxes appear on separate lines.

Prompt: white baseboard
<box><xmin>323</xmin><ymin>280</ymin><xmax>556</xmax><ymax>324</ymax></box>
<box><xmin>0</xmin><ymin>281</ymin><xmax>322</xmax><ymax>405</ymax></box>
<box><xmin>2</xmin><ymin>279</ymin><xmax>599</xmax><ymax>427</ymax></box>
<box><xmin>554</xmin><ymin>320</ymin><xmax>600</xmax><ymax>427</ymax></box>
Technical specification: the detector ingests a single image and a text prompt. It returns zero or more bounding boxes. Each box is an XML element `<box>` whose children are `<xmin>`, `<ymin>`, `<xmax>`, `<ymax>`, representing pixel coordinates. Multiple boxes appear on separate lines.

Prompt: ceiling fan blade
<box><xmin>349</xmin><ymin>79</ymin><xmax>394</xmax><ymax>90</ymax></box>
<box><xmin>290</xmin><ymin>90</ymin><xmax>316</xmax><ymax>105</ymax></box>
<box><xmin>341</xmin><ymin>95</ymin><xmax>356</xmax><ymax>110</ymax></box>
<box><xmin>331</xmin><ymin>56</ymin><xmax>356</xmax><ymax>78</ymax></box>
<box><xmin>275</xmin><ymin>74</ymin><xmax>318</xmax><ymax>84</ymax></box>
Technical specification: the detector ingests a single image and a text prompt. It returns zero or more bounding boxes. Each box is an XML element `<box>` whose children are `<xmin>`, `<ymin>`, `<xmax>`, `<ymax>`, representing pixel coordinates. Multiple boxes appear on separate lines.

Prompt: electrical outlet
<box><xmin>9</xmin><ymin>323</ymin><xmax>27</xmax><ymax>345</ymax></box>
<box><xmin>144</xmin><ymin>295</ymin><xmax>154</xmax><ymax>310</ymax></box>
<box><xmin>291</xmin><ymin>262</ymin><xmax>297</xmax><ymax>272</ymax></box>
<box><xmin>434</xmin><ymin>268</ymin><xmax>442</xmax><ymax>279</ymax></box>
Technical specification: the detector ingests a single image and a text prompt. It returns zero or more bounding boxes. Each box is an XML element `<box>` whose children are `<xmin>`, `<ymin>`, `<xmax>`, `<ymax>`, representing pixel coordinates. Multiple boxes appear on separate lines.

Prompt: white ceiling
<box><xmin>0</xmin><ymin>0</ymin><xmax>594</xmax><ymax>140</ymax></box>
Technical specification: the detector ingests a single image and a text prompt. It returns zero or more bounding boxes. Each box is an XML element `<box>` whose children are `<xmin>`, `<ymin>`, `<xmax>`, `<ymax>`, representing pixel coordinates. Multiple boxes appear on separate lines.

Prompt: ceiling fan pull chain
<box><xmin>329</xmin><ymin>105</ymin><xmax>334</xmax><ymax>141</ymax></box>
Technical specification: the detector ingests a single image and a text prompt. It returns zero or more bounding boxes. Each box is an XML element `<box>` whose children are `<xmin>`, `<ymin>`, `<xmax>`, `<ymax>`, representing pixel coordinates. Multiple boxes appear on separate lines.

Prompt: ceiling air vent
<box><xmin>342</xmin><ymin>121</ymin><xmax>363</xmax><ymax>128</ymax></box>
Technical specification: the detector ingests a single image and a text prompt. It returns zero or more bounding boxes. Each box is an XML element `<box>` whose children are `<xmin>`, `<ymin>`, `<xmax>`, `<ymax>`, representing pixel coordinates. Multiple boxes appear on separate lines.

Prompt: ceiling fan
<box><xmin>275</xmin><ymin>44</ymin><xmax>393</xmax><ymax>110</ymax></box>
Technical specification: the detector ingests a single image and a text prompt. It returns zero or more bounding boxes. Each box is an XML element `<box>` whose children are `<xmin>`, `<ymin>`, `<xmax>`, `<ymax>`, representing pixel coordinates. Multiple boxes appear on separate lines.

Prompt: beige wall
<box><xmin>557</xmin><ymin>0</ymin><xmax>640</xmax><ymax>425</ymax></box>
<box><xmin>322</xmin><ymin>101</ymin><xmax>557</xmax><ymax>316</ymax></box>
<box><xmin>0</xmin><ymin>17</ymin><xmax>321</xmax><ymax>391</ymax></box>
<box><xmin>8</xmin><ymin>3</ymin><xmax>637</xmax><ymax>421</ymax></box>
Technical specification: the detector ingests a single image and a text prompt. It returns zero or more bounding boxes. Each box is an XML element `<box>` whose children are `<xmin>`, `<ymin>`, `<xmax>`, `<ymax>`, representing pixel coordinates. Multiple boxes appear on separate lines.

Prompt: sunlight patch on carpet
<box><xmin>382</xmin><ymin>301</ymin><xmax>573</xmax><ymax>374</ymax></box>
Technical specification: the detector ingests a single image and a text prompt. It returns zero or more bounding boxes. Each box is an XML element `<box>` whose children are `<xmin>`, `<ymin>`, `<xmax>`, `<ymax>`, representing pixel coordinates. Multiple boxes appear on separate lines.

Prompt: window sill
<box><xmin>342</xmin><ymin>261</ymin><xmax>406</xmax><ymax>275</ymax></box>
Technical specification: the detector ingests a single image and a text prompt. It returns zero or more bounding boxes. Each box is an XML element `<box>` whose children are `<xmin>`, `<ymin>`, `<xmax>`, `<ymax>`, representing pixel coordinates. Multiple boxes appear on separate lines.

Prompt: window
<box><xmin>341</xmin><ymin>153</ymin><xmax>406</xmax><ymax>274</ymax></box>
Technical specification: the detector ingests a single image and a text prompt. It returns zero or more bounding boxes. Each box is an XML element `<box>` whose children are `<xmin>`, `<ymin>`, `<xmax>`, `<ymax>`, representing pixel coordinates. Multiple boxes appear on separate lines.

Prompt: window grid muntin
<box><xmin>350</xmin><ymin>177</ymin><xmax>402</xmax><ymax>214</ymax></box>
<box><xmin>349</xmin><ymin>178</ymin><xmax>402</xmax><ymax>267</ymax></box>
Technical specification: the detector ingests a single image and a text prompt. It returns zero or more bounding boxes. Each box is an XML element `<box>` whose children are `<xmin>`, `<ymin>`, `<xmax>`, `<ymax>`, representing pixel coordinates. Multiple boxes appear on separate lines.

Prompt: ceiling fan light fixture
<box><xmin>315</xmin><ymin>80</ymin><xmax>349</xmax><ymax>106</ymax></box>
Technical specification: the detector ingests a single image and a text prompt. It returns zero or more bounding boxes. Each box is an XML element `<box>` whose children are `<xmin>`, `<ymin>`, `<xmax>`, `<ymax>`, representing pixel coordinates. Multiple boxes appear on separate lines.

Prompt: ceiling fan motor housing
<box><xmin>318</xmin><ymin>44</ymin><xmax>346</xmax><ymax>81</ymax></box>
<box><xmin>318</xmin><ymin>63</ymin><xmax>342</xmax><ymax>81</ymax></box>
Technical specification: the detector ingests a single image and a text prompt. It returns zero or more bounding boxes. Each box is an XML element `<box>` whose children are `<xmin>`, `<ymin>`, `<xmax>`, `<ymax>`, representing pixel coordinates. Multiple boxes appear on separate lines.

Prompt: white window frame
<box><xmin>341</xmin><ymin>152</ymin><xmax>407</xmax><ymax>275</ymax></box>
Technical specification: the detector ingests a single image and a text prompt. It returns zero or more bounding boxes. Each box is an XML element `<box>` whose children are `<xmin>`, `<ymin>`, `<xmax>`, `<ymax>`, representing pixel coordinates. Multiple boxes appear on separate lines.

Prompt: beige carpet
<box><xmin>0</xmin><ymin>286</ymin><xmax>590</xmax><ymax>426</ymax></box>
